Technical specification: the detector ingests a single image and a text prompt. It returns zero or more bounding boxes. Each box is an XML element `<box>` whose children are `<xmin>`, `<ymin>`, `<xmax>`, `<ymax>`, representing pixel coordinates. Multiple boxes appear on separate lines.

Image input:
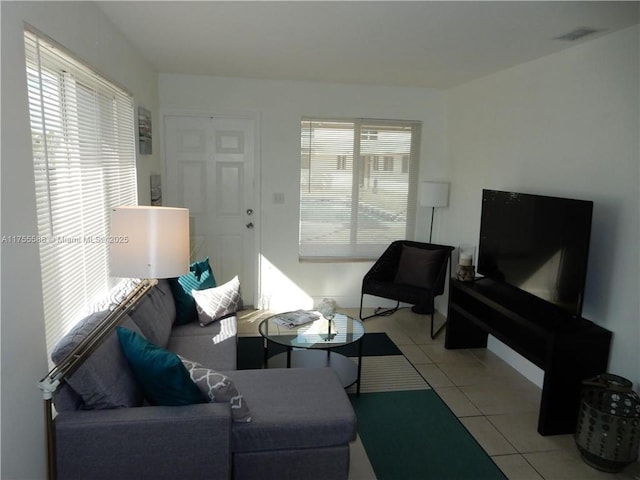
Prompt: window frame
<box><xmin>299</xmin><ymin>117</ymin><xmax>421</xmax><ymax>261</ymax></box>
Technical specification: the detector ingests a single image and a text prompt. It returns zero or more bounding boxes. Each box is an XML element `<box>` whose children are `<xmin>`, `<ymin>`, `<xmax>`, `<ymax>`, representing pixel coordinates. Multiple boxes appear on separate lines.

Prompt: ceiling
<box><xmin>96</xmin><ymin>1</ymin><xmax>639</xmax><ymax>89</ymax></box>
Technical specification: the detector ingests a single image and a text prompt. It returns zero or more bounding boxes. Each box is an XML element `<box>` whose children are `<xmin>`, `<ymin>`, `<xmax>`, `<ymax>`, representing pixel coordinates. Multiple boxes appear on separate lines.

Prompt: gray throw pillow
<box><xmin>51</xmin><ymin>313</ymin><xmax>144</xmax><ymax>409</ymax></box>
<box><xmin>394</xmin><ymin>246</ymin><xmax>444</xmax><ymax>289</ymax></box>
<box><xmin>179</xmin><ymin>356</ymin><xmax>252</xmax><ymax>423</ymax></box>
<box><xmin>84</xmin><ymin>278</ymin><xmax>141</xmax><ymax>315</ymax></box>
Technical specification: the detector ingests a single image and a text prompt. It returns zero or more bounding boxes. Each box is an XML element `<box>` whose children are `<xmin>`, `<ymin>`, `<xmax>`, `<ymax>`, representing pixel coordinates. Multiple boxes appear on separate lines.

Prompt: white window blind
<box><xmin>300</xmin><ymin>118</ymin><xmax>420</xmax><ymax>260</ymax></box>
<box><xmin>24</xmin><ymin>29</ymin><xmax>137</xmax><ymax>358</ymax></box>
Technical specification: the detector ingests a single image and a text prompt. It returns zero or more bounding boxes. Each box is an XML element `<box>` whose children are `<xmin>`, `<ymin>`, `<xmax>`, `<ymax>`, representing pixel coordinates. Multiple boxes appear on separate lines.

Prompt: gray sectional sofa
<box><xmin>51</xmin><ymin>279</ymin><xmax>357</xmax><ymax>480</ymax></box>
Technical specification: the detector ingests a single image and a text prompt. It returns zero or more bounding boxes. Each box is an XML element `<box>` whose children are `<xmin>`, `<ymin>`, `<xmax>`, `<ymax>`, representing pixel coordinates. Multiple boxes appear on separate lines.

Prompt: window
<box><xmin>401</xmin><ymin>155</ymin><xmax>410</xmax><ymax>174</ymax></box>
<box><xmin>24</xmin><ymin>29</ymin><xmax>137</xmax><ymax>357</ymax></box>
<box><xmin>300</xmin><ymin>118</ymin><xmax>421</xmax><ymax>260</ymax></box>
<box><xmin>361</xmin><ymin>129</ymin><xmax>378</xmax><ymax>141</ymax></box>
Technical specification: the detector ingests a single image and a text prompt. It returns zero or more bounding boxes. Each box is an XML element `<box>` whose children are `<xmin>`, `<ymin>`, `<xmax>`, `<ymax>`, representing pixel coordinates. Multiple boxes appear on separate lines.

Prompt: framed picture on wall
<box><xmin>138</xmin><ymin>107</ymin><xmax>152</xmax><ymax>155</ymax></box>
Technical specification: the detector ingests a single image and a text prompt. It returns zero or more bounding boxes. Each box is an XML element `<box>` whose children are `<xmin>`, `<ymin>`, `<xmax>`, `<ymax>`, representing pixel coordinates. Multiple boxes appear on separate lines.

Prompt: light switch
<box><xmin>273</xmin><ymin>192</ymin><xmax>285</xmax><ymax>204</ymax></box>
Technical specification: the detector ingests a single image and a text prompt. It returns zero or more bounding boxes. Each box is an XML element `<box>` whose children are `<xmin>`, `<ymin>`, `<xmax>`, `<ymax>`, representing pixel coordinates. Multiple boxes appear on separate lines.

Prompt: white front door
<box><xmin>163</xmin><ymin>114</ymin><xmax>258</xmax><ymax>306</ymax></box>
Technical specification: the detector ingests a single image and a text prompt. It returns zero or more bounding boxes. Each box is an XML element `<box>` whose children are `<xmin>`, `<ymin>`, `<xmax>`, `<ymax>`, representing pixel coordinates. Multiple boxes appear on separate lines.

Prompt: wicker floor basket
<box><xmin>575</xmin><ymin>374</ymin><xmax>640</xmax><ymax>473</ymax></box>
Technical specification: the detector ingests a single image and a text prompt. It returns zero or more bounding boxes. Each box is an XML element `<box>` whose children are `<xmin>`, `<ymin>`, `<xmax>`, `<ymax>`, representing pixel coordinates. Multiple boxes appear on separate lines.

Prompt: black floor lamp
<box><xmin>420</xmin><ymin>181</ymin><xmax>450</xmax><ymax>243</ymax></box>
<box><xmin>38</xmin><ymin>206</ymin><xmax>191</xmax><ymax>480</ymax></box>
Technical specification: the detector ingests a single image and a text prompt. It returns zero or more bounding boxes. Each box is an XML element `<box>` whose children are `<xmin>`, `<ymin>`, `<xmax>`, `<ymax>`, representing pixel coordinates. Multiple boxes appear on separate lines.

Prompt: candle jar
<box><xmin>457</xmin><ymin>264</ymin><xmax>476</xmax><ymax>282</ymax></box>
<box><xmin>457</xmin><ymin>245</ymin><xmax>476</xmax><ymax>282</ymax></box>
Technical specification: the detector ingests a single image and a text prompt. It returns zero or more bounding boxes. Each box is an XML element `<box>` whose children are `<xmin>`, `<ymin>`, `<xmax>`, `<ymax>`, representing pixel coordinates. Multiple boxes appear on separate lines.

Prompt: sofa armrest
<box><xmin>55</xmin><ymin>403</ymin><xmax>231</xmax><ymax>480</ymax></box>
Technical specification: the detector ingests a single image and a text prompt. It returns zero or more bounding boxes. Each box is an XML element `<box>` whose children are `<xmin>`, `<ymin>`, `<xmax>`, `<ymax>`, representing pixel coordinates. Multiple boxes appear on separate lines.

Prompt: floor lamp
<box><xmin>420</xmin><ymin>181</ymin><xmax>450</xmax><ymax>243</ymax></box>
<box><xmin>38</xmin><ymin>206</ymin><xmax>190</xmax><ymax>480</ymax></box>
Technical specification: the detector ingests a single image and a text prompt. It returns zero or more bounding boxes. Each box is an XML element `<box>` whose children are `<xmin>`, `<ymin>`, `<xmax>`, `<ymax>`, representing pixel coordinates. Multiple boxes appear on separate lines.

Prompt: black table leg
<box><xmin>263</xmin><ymin>336</ymin><xmax>269</xmax><ymax>368</ymax></box>
<box><xmin>356</xmin><ymin>336</ymin><xmax>363</xmax><ymax>396</ymax></box>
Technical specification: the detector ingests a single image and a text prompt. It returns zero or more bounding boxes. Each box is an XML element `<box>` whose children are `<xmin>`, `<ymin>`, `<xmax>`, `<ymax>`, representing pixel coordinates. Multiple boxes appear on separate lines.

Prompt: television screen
<box><xmin>477</xmin><ymin>189</ymin><xmax>593</xmax><ymax>318</ymax></box>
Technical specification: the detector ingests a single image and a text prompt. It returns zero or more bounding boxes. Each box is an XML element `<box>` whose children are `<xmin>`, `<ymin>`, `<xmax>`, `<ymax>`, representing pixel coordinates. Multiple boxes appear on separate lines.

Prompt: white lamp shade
<box><xmin>109</xmin><ymin>206</ymin><xmax>190</xmax><ymax>279</ymax></box>
<box><xmin>420</xmin><ymin>181</ymin><xmax>450</xmax><ymax>207</ymax></box>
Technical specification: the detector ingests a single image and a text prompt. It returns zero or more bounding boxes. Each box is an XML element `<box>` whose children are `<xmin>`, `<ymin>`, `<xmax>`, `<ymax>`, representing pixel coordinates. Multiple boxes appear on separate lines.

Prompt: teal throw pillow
<box><xmin>169</xmin><ymin>258</ymin><xmax>216</xmax><ymax>325</ymax></box>
<box><xmin>116</xmin><ymin>327</ymin><xmax>205</xmax><ymax>406</ymax></box>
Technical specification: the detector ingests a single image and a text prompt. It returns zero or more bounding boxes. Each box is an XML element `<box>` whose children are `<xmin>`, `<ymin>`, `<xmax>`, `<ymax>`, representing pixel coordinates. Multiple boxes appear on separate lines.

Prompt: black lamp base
<box><xmin>411</xmin><ymin>304</ymin><xmax>434</xmax><ymax>315</ymax></box>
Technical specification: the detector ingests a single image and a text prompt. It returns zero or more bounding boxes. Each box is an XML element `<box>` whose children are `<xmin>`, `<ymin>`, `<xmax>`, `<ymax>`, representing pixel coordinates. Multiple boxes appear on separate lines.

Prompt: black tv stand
<box><xmin>445</xmin><ymin>278</ymin><xmax>612</xmax><ymax>435</ymax></box>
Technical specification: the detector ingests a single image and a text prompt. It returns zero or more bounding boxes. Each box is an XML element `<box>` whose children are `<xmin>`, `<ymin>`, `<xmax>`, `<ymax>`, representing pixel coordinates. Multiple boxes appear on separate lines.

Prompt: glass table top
<box><xmin>259</xmin><ymin>311</ymin><xmax>365</xmax><ymax>349</ymax></box>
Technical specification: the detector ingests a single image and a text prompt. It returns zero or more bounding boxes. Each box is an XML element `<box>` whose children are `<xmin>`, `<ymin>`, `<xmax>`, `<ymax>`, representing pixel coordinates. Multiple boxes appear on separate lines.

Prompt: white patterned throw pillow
<box><xmin>179</xmin><ymin>356</ymin><xmax>251</xmax><ymax>423</ymax></box>
<box><xmin>192</xmin><ymin>276</ymin><xmax>242</xmax><ymax>326</ymax></box>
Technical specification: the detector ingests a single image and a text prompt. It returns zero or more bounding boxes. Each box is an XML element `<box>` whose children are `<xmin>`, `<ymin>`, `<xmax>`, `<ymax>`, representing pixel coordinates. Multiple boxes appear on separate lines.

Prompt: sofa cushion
<box><xmin>170</xmin><ymin>314</ymin><xmax>237</xmax><ymax>339</ymax></box>
<box><xmin>117</xmin><ymin>327</ymin><xmax>205</xmax><ymax>406</ymax></box>
<box><xmin>129</xmin><ymin>279</ymin><xmax>176</xmax><ymax>348</ymax></box>
<box><xmin>179</xmin><ymin>356</ymin><xmax>251</xmax><ymax>422</ymax></box>
<box><xmin>192</xmin><ymin>276</ymin><xmax>242</xmax><ymax>326</ymax></box>
<box><xmin>169</xmin><ymin>315</ymin><xmax>237</xmax><ymax>370</ymax></box>
<box><xmin>228</xmin><ymin>368</ymin><xmax>357</xmax><ymax>452</ymax></box>
<box><xmin>51</xmin><ymin>313</ymin><xmax>144</xmax><ymax>410</ymax></box>
<box><xmin>169</xmin><ymin>258</ymin><xmax>216</xmax><ymax>325</ymax></box>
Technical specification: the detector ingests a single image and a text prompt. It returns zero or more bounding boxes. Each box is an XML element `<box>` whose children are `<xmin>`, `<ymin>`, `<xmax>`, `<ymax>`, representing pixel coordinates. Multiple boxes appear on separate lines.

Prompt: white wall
<box><xmin>159</xmin><ymin>75</ymin><xmax>448</xmax><ymax>309</ymax></box>
<box><xmin>443</xmin><ymin>25</ymin><xmax>639</xmax><ymax>385</ymax></box>
<box><xmin>1</xmin><ymin>2</ymin><xmax>158</xmax><ymax>478</ymax></box>
<box><xmin>1</xmin><ymin>3</ymin><xmax>637</xmax><ymax>477</ymax></box>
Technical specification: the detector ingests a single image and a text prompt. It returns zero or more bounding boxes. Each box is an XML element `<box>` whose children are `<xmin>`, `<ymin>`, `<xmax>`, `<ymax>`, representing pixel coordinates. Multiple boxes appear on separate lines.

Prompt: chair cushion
<box><xmin>364</xmin><ymin>278</ymin><xmax>435</xmax><ymax>307</ymax></box>
<box><xmin>394</xmin><ymin>245</ymin><xmax>445</xmax><ymax>289</ymax></box>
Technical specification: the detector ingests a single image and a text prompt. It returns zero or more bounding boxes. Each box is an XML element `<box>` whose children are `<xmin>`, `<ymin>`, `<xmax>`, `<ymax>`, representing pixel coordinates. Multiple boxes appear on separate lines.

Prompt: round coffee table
<box><xmin>258</xmin><ymin>311</ymin><xmax>365</xmax><ymax>395</ymax></box>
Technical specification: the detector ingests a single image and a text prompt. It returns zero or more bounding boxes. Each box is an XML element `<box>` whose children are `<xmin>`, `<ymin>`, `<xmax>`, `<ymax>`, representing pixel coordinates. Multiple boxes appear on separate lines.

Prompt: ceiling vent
<box><xmin>554</xmin><ymin>27</ymin><xmax>602</xmax><ymax>41</ymax></box>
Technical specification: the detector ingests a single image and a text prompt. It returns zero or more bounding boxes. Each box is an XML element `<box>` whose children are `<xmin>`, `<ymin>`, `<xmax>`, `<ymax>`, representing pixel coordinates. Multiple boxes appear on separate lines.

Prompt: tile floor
<box><xmin>237</xmin><ymin>307</ymin><xmax>640</xmax><ymax>480</ymax></box>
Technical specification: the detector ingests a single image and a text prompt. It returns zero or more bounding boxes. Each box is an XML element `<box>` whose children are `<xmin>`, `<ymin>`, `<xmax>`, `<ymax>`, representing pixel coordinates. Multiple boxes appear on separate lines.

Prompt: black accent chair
<box><xmin>359</xmin><ymin>240</ymin><xmax>455</xmax><ymax>339</ymax></box>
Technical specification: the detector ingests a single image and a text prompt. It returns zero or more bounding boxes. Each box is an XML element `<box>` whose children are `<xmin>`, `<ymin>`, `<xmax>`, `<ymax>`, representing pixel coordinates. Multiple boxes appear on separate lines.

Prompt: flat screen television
<box><xmin>477</xmin><ymin>189</ymin><xmax>593</xmax><ymax>319</ymax></box>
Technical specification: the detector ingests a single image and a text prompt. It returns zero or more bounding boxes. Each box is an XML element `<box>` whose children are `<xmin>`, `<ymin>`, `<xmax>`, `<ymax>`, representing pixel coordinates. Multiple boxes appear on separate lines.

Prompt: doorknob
<box><xmin>246</xmin><ymin>208</ymin><xmax>253</xmax><ymax>215</ymax></box>
<box><xmin>246</xmin><ymin>222</ymin><xmax>254</xmax><ymax>229</ymax></box>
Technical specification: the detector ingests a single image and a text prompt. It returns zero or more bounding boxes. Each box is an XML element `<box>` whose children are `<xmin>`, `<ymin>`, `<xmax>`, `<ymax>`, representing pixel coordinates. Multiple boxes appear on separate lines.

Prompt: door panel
<box><xmin>164</xmin><ymin>114</ymin><xmax>257</xmax><ymax>306</ymax></box>
<box><xmin>181</xmin><ymin>162</ymin><xmax>206</xmax><ymax>214</ymax></box>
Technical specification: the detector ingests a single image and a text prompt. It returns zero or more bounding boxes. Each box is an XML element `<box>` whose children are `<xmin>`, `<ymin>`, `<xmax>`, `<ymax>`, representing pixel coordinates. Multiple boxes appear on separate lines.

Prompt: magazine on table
<box><xmin>274</xmin><ymin>310</ymin><xmax>321</xmax><ymax>329</ymax></box>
